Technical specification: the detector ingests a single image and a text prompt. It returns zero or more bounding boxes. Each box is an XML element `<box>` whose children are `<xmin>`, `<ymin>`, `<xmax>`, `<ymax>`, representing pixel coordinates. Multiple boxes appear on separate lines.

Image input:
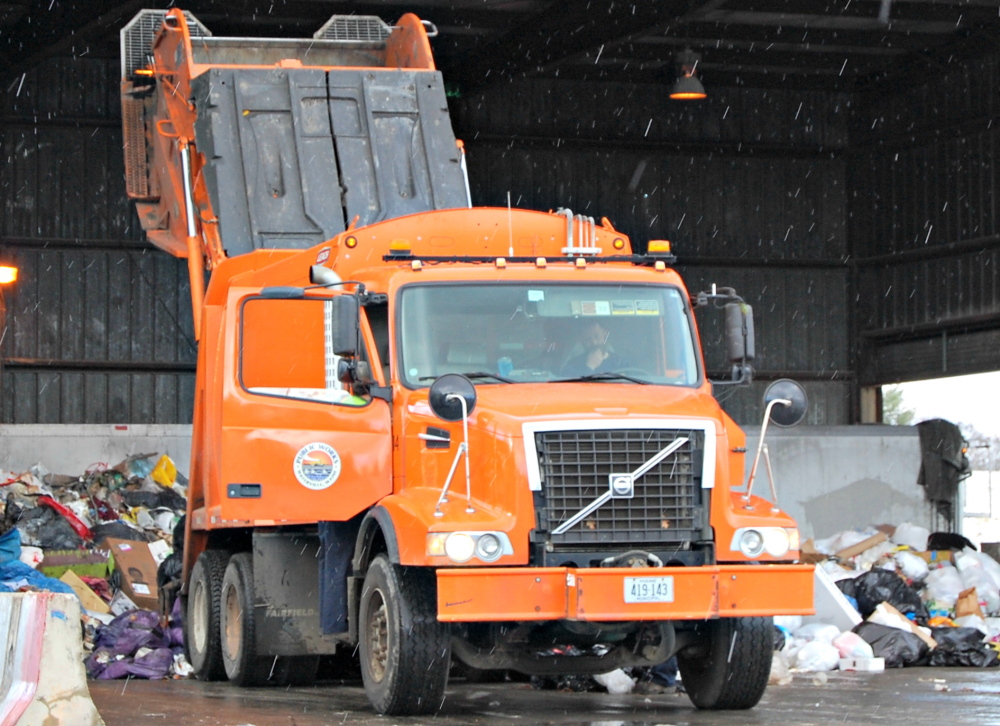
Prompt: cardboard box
<box><xmin>800</xmin><ymin>538</ymin><xmax>828</xmax><ymax>564</ymax></box>
<box><xmin>916</xmin><ymin>550</ymin><xmax>955</xmax><ymax>564</ymax></box>
<box><xmin>109</xmin><ymin>590</ymin><xmax>138</xmax><ymax>616</ymax></box>
<box><xmin>39</xmin><ymin>548</ymin><xmax>113</xmax><ymax>579</ymax></box>
<box><xmin>835</xmin><ymin>532</ymin><xmax>888</xmax><ymax>560</ymax></box>
<box><xmin>106</xmin><ymin>538</ymin><xmax>159</xmax><ymax>611</ymax></box>
<box><xmin>839</xmin><ymin>657</ymin><xmax>886</xmax><ymax>672</ymax></box>
<box><xmin>59</xmin><ymin>570</ymin><xmax>110</xmax><ymax>615</ymax></box>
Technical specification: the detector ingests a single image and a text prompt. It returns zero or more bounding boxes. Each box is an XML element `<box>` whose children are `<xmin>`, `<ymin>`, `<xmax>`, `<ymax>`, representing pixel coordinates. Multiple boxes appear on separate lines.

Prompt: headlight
<box><xmin>475</xmin><ymin>534</ymin><xmax>503</xmax><ymax>562</ymax></box>
<box><xmin>731</xmin><ymin>527</ymin><xmax>798</xmax><ymax>558</ymax></box>
<box><xmin>762</xmin><ymin>528</ymin><xmax>790</xmax><ymax>557</ymax></box>
<box><xmin>426</xmin><ymin>531</ymin><xmax>513</xmax><ymax>563</ymax></box>
<box><xmin>739</xmin><ymin>529</ymin><xmax>764</xmax><ymax>557</ymax></box>
<box><xmin>444</xmin><ymin>533</ymin><xmax>476</xmax><ymax>563</ymax></box>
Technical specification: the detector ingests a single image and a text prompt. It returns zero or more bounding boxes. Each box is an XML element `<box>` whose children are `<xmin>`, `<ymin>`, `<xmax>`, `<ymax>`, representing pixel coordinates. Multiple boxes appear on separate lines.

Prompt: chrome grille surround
<box><xmin>523</xmin><ymin>419</ymin><xmax>715</xmax><ymax>547</ymax></box>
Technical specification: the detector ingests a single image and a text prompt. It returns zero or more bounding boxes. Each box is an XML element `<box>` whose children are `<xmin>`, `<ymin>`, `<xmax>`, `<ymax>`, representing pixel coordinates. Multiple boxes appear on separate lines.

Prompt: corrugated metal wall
<box><xmin>4</xmin><ymin>52</ymin><xmax>994</xmax><ymax>424</ymax></box>
<box><xmin>456</xmin><ymin>80</ymin><xmax>853</xmax><ymax>424</ymax></box>
<box><xmin>0</xmin><ymin>57</ymin><xmax>196</xmax><ymax>424</ymax></box>
<box><xmin>850</xmin><ymin>52</ymin><xmax>1000</xmax><ymax>384</ymax></box>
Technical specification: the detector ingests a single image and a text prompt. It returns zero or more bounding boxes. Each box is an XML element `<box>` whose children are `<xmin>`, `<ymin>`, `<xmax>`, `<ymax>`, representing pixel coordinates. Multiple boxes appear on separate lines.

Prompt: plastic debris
<box><xmin>593</xmin><ymin>669</ymin><xmax>636</xmax><ymax>694</ymax></box>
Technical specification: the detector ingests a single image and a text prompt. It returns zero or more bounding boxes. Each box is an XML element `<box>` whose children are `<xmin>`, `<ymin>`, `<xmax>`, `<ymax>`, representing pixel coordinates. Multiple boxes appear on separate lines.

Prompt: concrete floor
<box><xmin>89</xmin><ymin>668</ymin><xmax>1000</xmax><ymax>726</ymax></box>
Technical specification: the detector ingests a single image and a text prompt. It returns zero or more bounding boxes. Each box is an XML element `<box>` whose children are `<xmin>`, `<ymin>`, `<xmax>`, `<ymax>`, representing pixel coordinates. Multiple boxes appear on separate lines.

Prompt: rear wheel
<box><xmin>677</xmin><ymin>616</ymin><xmax>773</xmax><ymax>710</ymax></box>
<box><xmin>186</xmin><ymin>549</ymin><xmax>230</xmax><ymax>681</ymax></box>
<box><xmin>220</xmin><ymin>552</ymin><xmax>272</xmax><ymax>686</ymax></box>
<box><xmin>359</xmin><ymin>555</ymin><xmax>450</xmax><ymax>715</ymax></box>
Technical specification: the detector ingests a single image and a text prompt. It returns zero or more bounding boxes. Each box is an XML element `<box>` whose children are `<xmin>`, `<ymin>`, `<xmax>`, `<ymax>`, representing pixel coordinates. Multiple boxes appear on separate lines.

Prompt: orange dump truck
<box><xmin>120</xmin><ymin>9</ymin><xmax>813</xmax><ymax>715</ymax></box>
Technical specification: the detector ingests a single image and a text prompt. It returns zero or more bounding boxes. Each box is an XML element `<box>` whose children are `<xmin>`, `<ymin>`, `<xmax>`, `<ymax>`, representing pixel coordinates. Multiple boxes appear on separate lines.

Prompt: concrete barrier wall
<box><xmin>744</xmin><ymin>425</ymin><xmax>934</xmax><ymax>540</ymax></box>
<box><xmin>0</xmin><ymin>593</ymin><xmax>104</xmax><ymax>726</ymax></box>
<box><xmin>0</xmin><ymin>423</ymin><xmax>931</xmax><ymax>541</ymax></box>
<box><xmin>0</xmin><ymin>424</ymin><xmax>192</xmax><ymax>478</ymax></box>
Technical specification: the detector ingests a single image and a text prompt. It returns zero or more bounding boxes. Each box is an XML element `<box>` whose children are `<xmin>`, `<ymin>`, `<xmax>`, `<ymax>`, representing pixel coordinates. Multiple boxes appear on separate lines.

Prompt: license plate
<box><xmin>624</xmin><ymin>576</ymin><xmax>674</xmax><ymax>604</ymax></box>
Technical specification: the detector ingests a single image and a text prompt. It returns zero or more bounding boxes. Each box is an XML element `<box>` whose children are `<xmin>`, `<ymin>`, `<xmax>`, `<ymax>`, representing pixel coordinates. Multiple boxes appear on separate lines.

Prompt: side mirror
<box><xmin>724</xmin><ymin>301</ymin><xmax>755</xmax><ymax>363</ymax></box>
<box><xmin>428</xmin><ymin>374</ymin><xmax>477</xmax><ymax>422</ymax></box>
<box><xmin>330</xmin><ymin>294</ymin><xmax>359</xmax><ymax>357</ymax></box>
<box><xmin>764</xmin><ymin>379</ymin><xmax>808</xmax><ymax>427</ymax></box>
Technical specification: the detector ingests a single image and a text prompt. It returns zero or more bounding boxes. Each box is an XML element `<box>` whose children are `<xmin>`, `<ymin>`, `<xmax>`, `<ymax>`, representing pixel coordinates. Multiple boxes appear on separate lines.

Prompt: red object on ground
<box><xmin>37</xmin><ymin>495</ymin><xmax>94</xmax><ymax>541</ymax></box>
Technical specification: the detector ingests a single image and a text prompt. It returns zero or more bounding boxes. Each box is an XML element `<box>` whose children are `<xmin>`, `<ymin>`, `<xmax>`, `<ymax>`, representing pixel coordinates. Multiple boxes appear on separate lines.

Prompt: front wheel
<box><xmin>677</xmin><ymin>616</ymin><xmax>773</xmax><ymax>710</ymax></box>
<box><xmin>358</xmin><ymin>555</ymin><xmax>450</xmax><ymax>715</ymax></box>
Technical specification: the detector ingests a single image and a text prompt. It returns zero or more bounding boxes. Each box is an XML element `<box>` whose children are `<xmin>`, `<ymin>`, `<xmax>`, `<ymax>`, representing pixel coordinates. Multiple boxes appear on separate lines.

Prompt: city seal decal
<box><xmin>293</xmin><ymin>443</ymin><xmax>341</xmax><ymax>490</ymax></box>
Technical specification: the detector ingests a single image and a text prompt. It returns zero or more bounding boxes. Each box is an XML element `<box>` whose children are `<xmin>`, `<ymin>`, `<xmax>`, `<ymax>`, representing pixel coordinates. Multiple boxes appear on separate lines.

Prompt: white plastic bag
<box><xmin>769</xmin><ymin>651</ymin><xmax>793</xmax><ymax>686</ymax></box>
<box><xmin>955</xmin><ymin>550</ymin><xmax>1000</xmax><ymax>614</ymax></box>
<box><xmin>794</xmin><ymin>641</ymin><xmax>841</xmax><ymax>672</ymax></box>
<box><xmin>774</xmin><ymin>615</ymin><xmax>803</xmax><ymax>632</ymax></box>
<box><xmin>895</xmin><ymin>550</ymin><xmax>930</xmax><ymax>582</ymax></box>
<box><xmin>962</xmin><ymin>548</ymin><xmax>1000</xmax><ymax>588</ymax></box>
<box><xmin>892</xmin><ymin>523</ymin><xmax>930</xmax><ymax>552</ymax></box>
<box><xmin>924</xmin><ymin>563</ymin><xmax>964</xmax><ymax>608</ymax></box>
<box><xmin>794</xmin><ymin>623</ymin><xmax>841</xmax><ymax>644</ymax></box>
<box><xmin>953</xmin><ymin>614</ymin><xmax>989</xmax><ymax>636</ymax></box>
<box><xmin>814</xmin><ymin>530</ymin><xmax>878</xmax><ymax>555</ymax></box>
<box><xmin>832</xmin><ymin>631</ymin><xmax>875</xmax><ymax>659</ymax></box>
<box><xmin>594</xmin><ymin>669</ymin><xmax>636</xmax><ymax>694</ymax></box>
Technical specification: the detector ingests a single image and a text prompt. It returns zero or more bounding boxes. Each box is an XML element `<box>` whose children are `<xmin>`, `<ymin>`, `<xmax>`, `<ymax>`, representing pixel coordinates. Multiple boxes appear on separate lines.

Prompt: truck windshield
<box><xmin>398</xmin><ymin>283</ymin><xmax>700</xmax><ymax>387</ymax></box>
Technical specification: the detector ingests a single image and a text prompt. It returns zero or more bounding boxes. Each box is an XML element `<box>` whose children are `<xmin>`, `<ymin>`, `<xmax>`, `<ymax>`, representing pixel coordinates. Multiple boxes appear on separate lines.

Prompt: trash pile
<box><xmin>771</xmin><ymin>522</ymin><xmax>1000</xmax><ymax>682</ymax></box>
<box><xmin>0</xmin><ymin>453</ymin><xmax>191</xmax><ymax>679</ymax></box>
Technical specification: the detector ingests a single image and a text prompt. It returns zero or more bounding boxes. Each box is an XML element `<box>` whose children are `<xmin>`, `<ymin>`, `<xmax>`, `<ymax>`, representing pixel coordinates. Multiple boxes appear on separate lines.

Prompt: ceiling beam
<box><xmin>450</xmin><ymin>0</ymin><xmax>693</xmax><ymax>91</ymax></box>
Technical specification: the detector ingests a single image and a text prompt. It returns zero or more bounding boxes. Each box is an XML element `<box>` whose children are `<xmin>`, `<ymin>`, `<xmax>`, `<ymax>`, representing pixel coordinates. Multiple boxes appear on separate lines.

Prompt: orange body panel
<box><xmin>436</xmin><ymin>565</ymin><xmax>815</xmax><ymax>622</ymax></box>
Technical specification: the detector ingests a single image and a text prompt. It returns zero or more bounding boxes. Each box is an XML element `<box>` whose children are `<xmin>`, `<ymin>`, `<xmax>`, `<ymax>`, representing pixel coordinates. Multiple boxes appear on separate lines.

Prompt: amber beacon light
<box><xmin>0</xmin><ymin>266</ymin><xmax>17</xmax><ymax>285</ymax></box>
<box><xmin>670</xmin><ymin>48</ymin><xmax>707</xmax><ymax>100</ymax></box>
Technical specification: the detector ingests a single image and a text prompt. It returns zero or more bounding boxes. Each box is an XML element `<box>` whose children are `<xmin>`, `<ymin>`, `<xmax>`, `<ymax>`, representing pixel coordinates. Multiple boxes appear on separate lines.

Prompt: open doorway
<box><xmin>883</xmin><ymin>372</ymin><xmax>1000</xmax><ymax>546</ymax></box>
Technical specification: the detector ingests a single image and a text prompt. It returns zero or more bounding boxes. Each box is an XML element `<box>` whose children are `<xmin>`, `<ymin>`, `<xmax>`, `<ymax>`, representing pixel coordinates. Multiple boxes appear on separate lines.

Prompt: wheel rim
<box><xmin>365</xmin><ymin>588</ymin><xmax>389</xmax><ymax>683</ymax></box>
<box><xmin>192</xmin><ymin>579</ymin><xmax>208</xmax><ymax>654</ymax></box>
<box><xmin>223</xmin><ymin>583</ymin><xmax>242</xmax><ymax>661</ymax></box>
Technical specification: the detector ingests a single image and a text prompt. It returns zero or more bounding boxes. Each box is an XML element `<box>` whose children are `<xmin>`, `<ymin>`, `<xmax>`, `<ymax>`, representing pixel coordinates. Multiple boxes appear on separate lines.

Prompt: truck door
<box><xmin>219</xmin><ymin>295</ymin><xmax>392</xmax><ymax>524</ymax></box>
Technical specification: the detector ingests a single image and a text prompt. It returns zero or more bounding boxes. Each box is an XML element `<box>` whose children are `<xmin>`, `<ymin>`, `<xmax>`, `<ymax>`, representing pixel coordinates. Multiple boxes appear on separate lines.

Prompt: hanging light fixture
<box><xmin>670</xmin><ymin>48</ymin><xmax>706</xmax><ymax>100</ymax></box>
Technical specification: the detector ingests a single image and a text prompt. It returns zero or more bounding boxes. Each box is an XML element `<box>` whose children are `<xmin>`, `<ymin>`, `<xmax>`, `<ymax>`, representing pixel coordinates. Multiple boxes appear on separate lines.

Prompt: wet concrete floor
<box><xmin>90</xmin><ymin>668</ymin><xmax>1000</xmax><ymax>726</ymax></box>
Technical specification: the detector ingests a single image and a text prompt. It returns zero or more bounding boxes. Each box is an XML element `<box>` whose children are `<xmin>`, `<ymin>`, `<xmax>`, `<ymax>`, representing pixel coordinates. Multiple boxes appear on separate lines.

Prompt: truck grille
<box><xmin>535</xmin><ymin>428</ymin><xmax>705</xmax><ymax>545</ymax></box>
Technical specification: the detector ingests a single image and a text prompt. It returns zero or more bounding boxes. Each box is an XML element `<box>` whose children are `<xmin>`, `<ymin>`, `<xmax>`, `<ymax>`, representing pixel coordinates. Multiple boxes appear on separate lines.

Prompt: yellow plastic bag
<box><xmin>151</xmin><ymin>455</ymin><xmax>177</xmax><ymax>488</ymax></box>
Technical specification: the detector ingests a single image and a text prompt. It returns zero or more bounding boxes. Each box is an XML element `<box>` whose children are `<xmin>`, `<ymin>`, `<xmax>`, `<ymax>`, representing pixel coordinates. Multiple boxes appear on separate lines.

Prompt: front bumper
<box><xmin>437</xmin><ymin>564</ymin><xmax>814</xmax><ymax>622</ymax></box>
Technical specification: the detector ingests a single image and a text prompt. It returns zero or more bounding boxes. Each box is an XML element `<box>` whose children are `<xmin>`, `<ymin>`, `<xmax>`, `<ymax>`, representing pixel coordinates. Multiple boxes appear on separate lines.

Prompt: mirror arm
<box><xmin>743</xmin><ymin>397</ymin><xmax>791</xmax><ymax>505</ymax></box>
<box><xmin>433</xmin><ymin>393</ymin><xmax>475</xmax><ymax>516</ymax></box>
<box><xmin>369</xmin><ymin>385</ymin><xmax>392</xmax><ymax>404</ymax></box>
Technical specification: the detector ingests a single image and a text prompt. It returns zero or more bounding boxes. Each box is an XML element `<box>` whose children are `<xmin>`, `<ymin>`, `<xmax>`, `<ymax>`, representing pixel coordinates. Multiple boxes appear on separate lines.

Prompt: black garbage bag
<box><xmin>90</xmin><ymin>521</ymin><xmax>156</xmax><ymax>543</ymax></box>
<box><xmin>926</xmin><ymin>532</ymin><xmax>977</xmax><ymax>551</ymax></box>
<box><xmin>837</xmin><ymin>570</ymin><xmax>928</xmax><ymax>621</ymax></box>
<box><xmin>16</xmin><ymin>507</ymin><xmax>83</xmax><ymax>550</ymax></box>
<box><xmin>853</xmin><ymin>622</ymin><xmax>929</xmax><ymax>668</ymax></box>
<box><xmin>927</xmin><ymin>627</ymin><xmax>1000</xmax><ymax>667</ymax></box>
<box><xmin>122</xmin><ymin>486</ymin><xmax>186</xmax><ymax>513</ymax></box>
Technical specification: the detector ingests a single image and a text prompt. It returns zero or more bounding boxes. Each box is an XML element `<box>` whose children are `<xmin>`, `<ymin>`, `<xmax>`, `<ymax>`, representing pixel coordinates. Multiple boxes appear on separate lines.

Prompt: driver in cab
<box><xmin>561</xmin><ymin>319</ymin><xmax>626</xmax><ymax>377</ymax></box>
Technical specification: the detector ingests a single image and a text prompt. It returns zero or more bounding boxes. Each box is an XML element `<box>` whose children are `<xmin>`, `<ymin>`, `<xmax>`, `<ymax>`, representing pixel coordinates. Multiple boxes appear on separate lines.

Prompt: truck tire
<box><xmin>187</xmin><ymin>549</ymin><xmax>230</xmax><ymax>681</ymax></box>
<box><xmin>359</xmin><ymin>555</ymin><xmax>450</xmax><ymax>715</ymax></box>
<box><xmin>219</xmin><ymin>552</ymin><xmax>272</xmax><ymax>687</ymax></box>
<box><xmin>677</xmin><ymin>616</ymin><xmax>773</xmax><ymax>710</ymax></box>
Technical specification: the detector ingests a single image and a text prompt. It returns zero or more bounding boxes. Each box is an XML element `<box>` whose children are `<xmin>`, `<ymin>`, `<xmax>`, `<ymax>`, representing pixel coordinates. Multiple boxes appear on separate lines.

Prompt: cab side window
<box><xmin>240</xmin><ymin>297</ymin><xmax>368</xmax><ymax>406</ymax></box>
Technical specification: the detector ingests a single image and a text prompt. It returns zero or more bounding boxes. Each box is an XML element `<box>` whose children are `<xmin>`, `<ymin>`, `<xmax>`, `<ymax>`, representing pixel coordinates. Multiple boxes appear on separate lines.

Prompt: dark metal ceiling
<box><xmin>2</xmin><ymin>1</ymin><xmax>1000</xmax><ymax>93</ymax></box>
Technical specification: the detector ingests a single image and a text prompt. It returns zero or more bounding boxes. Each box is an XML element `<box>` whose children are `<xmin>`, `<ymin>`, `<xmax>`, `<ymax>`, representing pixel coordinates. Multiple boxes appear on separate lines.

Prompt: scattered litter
<box><xmin>0</xmin><ymin>453</ymin><xmax>188</xmax><ymax>680</ymax></box>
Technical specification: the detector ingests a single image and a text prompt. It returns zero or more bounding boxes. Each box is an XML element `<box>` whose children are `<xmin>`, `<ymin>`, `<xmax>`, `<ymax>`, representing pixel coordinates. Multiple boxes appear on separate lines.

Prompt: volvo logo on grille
<box><xmin>609</xmin><ymin>473</ymin><xmax>634</xmax><ymax>499</ymax></box>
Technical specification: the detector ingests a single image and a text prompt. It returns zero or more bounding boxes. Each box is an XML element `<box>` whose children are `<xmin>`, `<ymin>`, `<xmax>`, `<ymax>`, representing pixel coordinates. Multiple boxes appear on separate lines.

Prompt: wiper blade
<box><xmin>418</xmin><ymin>371</ymin><xmax>512</xmax><ymax>383</ymax></box>
<box><xmin>460</xmin><ymin>371</ymin><xmax>513</xmax><ymax>383</ymax></box>
<box><xmin>555</xmin><ymin>372</ymin><xmax>648</xmax><ymax>384</ymax></box>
